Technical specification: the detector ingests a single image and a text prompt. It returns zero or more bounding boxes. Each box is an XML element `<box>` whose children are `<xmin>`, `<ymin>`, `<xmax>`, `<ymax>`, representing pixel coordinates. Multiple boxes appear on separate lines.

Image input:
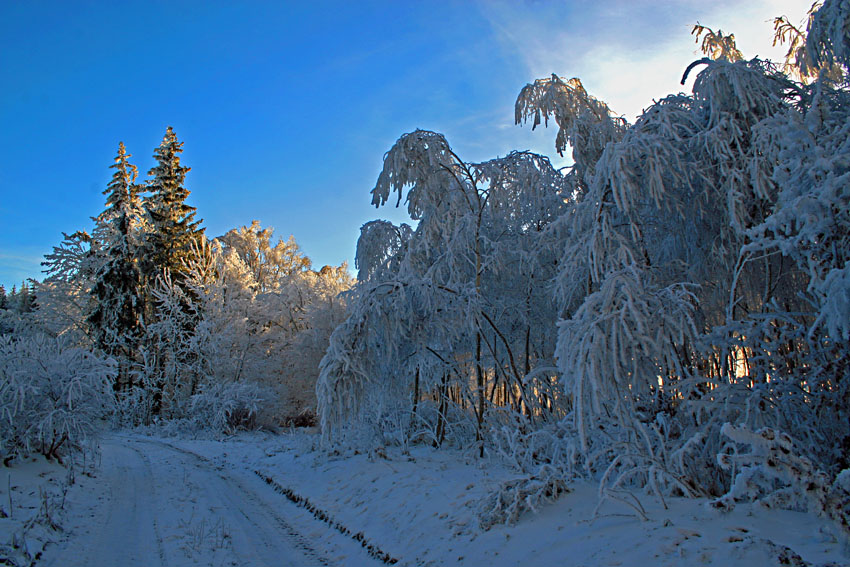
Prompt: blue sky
<box><xmin>0</xmin><ymin>0</ymin><xmax>807</xmax><ymax>289</ymax></box>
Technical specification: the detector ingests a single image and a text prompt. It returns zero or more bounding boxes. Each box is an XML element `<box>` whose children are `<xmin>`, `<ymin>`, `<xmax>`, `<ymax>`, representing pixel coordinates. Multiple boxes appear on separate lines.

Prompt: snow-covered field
<box><xmin>5</xmin><ymin>430</ymin><xmax>844</xmax><ymax>567</ymax></box>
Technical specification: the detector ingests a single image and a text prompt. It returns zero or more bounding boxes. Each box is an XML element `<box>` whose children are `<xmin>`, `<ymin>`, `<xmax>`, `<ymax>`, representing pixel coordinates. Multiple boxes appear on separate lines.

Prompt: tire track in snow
<box><xmin>254</xmin><ymin>470</ymin><xmax>399</xmax><ymax>565</ymax></box>
<box><xmin>43</xmin><ymin>435</ymin><xmax>345</xmax><ymax>567</ymax></box>
<box><xmin>45</xmin><ymin>441</ymin><xmax>168</xmax><ymax>567</ymax></box>
<box><xmin>130</xmin><ymin>436</ymin><xmax>330</xmax><ymax>567</ymax></box>
<box><xmin>125</xmin><ymin>443</ymin><xmax>170</xmax><ymax>567</ymax></box>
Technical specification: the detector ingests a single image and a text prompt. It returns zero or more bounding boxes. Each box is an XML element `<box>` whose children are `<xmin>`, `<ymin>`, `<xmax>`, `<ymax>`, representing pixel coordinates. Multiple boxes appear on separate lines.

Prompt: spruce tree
<box><xmin>138</xmin><ymin>127</ymin><xmax>204</xmax><ymax>412</ymax></box>
<box><xmin>16</xmin><ymin>282</ymin><xmax>36</xmax><ymax>313</ymax></box>
<box><xmin>88</xmin><ymin>142</ymin><xmax>145</xmax><ymax>391</ymax></box>
<box><xmin>23</xmin><ymin>281</ymin><xmax>36</xmax><ymax>312</ymax></box>
<box><xmin>0</xmin><ymin>285</ymin><xmax>7</xmax><ymax>310</ymax></box>
<box><xmin>140</xmin><ymin>126</ymin><xmax>204</xmax><ymax>286</ymax></box>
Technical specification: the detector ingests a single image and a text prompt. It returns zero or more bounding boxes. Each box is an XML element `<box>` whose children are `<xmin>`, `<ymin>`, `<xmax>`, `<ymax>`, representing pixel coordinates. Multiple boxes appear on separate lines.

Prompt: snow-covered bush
<box><xmin>478</xmin><ymin>473</ymin><xmax>569</xmax><ymax>530</ymax></box>
<box><xmin>715</xmin><ymin>424</ymin><xmax>850</xmax><ymax>537</ymax></box>
<box><xmin>0</xmin><ymin>310</ymin><xmax>34</xmax><ymax>340</ymax></box>
<box><xmin>186</xmin><ymin>381</ymin><xmax>271</xmax><ymax>435</ymax></box>
<box><xmin>0</xmin><ymin>334</ymin><xmax>115</xmax><ymax>462</ymax></box>
<box><xmin>555</xmin><ymin>268</ymin><xmax>697</xmax><ymax>453</ymax></box>
<box><xmin>110</xmin><ymin>384</ymin><xmax>157</xmax><ymax>428</ymax></box>
<box><xmin>479</xmin><ymin>415</ymin><xmax>581</xmax><ymax>527</ymax></box>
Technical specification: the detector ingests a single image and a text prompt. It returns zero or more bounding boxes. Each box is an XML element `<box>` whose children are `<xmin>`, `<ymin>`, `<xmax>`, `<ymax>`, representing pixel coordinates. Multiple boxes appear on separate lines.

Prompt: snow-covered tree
<box><xmin>87</xmin><ymin>142</ymin><xmax>145</xmax><ymax>391</ymax></box>
<box><xmin>142</xmin><ymin>268</ymin><xmax>205</xmax><ymax>416</ymax></box>
<box><xmin>498</xmin><ymin>0</ymin><xmax>850</xmax><ymax>518</ymax></box>
<box><xmin>319</xmin><ymin>132</ymin><xmax>569</xmax><ymax>451</ymax></box>
<box><xmin>318</xmin><ymin>1</ymin><xmax>849</xmax><ymax>534</ymax></box>
<box><xmin>139</xmin><ymin>126</ymin><xmax>203</xmax><ymax>291</ymax></box>
<box><xmin>136</xmin><ymin>127</ymin><xmax>204</xmax><ymax>412</ymax></box>
<box><xmin>141</xmin><ymin>223</ymin><xmax>352</xmax><ymax>423</ymax></box>
<box><xmin>217</xmin><ymin>220</ymin><xmax>311</xmax><ymax>292</ymax></box>
<box><xmin>8</xmin><ymin>281</ymin><xmax>38</xmax><ymax>314</ymax></box>
<box><xmin>37</xmin><ymin>231</ymin><xmax>100</xmax><ymax>343</ymax></box>
<box><xmin>692</xmin><ymin>23</ymin><xmax>744</xmax><ymax>62</ymax></box>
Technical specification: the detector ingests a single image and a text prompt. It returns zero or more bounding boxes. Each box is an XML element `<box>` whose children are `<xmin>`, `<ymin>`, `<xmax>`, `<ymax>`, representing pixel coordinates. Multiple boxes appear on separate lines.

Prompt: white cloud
<box><xmin>480</xmin><ymin>0</ymin><xmax>811</xmax><ymax>122</ymax></box>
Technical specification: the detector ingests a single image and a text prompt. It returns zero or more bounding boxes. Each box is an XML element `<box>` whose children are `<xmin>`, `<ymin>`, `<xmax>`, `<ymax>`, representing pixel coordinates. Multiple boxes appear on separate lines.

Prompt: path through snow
<box><xmin>42</xmin><ymin>435</ymin><xmax>359</xmax><ymax>567</ymax></box>
<box><xmin>26</xmin><ymin>431</ymin><xmax>848</xmax><ymax>566</ymax></box>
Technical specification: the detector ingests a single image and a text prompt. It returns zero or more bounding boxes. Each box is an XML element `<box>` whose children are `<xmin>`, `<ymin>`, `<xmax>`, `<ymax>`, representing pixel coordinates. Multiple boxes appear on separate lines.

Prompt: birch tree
<box><xmin>319</xmin><ymin>132</ymin><xmax>570</xmax><ymax>452</ymax></box>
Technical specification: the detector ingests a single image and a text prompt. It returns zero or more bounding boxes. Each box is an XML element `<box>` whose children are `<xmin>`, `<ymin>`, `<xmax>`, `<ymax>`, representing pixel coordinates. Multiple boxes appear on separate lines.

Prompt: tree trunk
<box><xmin>435</xmin><ymin>373</ymin><xmax>449</xmax><ymax>448</ymax></box>
<box><xmin>476</xmin><ymin>332</ymin><xmax>485</xmax><ymax>458</ymax></box>
<box><xmin>410</xmin><ymin>367</ymin><xmax>420</xmax><ymax>437</ymax></box>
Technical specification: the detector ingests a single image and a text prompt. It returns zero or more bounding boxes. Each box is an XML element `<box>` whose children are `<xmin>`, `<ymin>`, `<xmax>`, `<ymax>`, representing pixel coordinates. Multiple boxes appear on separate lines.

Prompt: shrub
<box><xmin>0</xmin><ymin>334</ymin><xmax>115</xmax><ymax>462</ymax></box>
<box><xmin>187</xmin><ymin>381</ymin><xmax>270</xmax><ymax>435</ymax></box>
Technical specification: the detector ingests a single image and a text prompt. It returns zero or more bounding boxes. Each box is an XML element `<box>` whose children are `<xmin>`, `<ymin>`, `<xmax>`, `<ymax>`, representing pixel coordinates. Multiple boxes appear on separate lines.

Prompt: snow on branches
<box><xmin>319</xmin><ymin>1</ymin><xmax>850</xmax><ymax>529</ymax></box>
<box><xmin>0</xmin><ymin>334</ymin><xmax>115</xmax><ymax>462</ymax></box>
<box><xmin>319</xmin><ymin>134</ymin><xmax>569</xmax><ymax>450</ymax></box>
<box><xmin>804</xmin><ymin>0</ymin><xmax>850</xmax><ymax>78</ymax></box>
<box><xmin>515</xmin><ymin>75</ymin><xmax>626</xmax><ymax>191</ymax></box>
<box><xmin>715</xmin><ymin>423</ymin><xmax>850</xmax><ymax>537</ymax></box>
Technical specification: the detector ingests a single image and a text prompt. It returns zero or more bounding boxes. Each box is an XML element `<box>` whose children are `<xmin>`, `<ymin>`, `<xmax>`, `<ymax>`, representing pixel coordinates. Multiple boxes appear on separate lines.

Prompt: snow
<box><xmin>7</xmin><ymin>429</ymin><xmax>834</xmax><ymax>567</ymax></box>
<box><xmin>30</xmin><ymin>433</ymin><xmax>374</xmax><ymax>567</ymax></box>
<box><xmin>234</xmin><ymin>431</ymin><xmax>848</xmax><ymax>567</ymax></box>
<box><xmin>4</xmin><ymin>6</ymin><xmax>850</xmax><ymax>564</ymax></box>
<box><xmin>0</xmin><ymin>455</ymin><xmax>70</xmax><ymax>565</ymax></box>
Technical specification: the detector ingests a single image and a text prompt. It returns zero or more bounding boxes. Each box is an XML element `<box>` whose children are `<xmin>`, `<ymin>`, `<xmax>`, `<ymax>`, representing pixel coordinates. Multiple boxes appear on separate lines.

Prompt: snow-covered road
<box><xmin>43</xmin><ymin>436</ymin><xmax>334</xmax><ymax>567</ymax></box>
<box><xmin>19</xmin><ymin>431</ymin><xmax>846</xmax><ymax>566</ymax></box>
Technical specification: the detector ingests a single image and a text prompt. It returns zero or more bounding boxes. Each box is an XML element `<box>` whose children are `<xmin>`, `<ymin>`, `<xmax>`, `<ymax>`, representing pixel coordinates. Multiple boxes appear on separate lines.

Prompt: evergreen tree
<box><xmin>87</xmin><ymin>142</ymin><xmax>145</xmax><ymax>391</ymax></box>
<box><xmin>23</xmin><ymin>280</ymin><xmax>37</xmax><ymax>312</ymax></box>
<box><xmin>39</xmin><ymin>230</ymin><xmax>101</xmax><ymax>344</ymax></box>
<box><xmin>16</xmin><ymin>283</ymin><xmax>26</xmax><ymax>313</ymax></box>
<box><xmin>140</xmin><ymin>126</ymin><xmax>204</xmax><ymax>287</ymax></box>
<box><xmin>0</xmin><ymin>285</ymin><xmax>7</xmax><ymax>310</ymax></box>
<box><xmin>138</xmin><ymin>127</ymin><xmax>204</xmax><ymax>413</ymax></box>
<box><xmin>15</xmin><ymin>282</ymin><xmax>36</xmax><ymax>313</ymax></box>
